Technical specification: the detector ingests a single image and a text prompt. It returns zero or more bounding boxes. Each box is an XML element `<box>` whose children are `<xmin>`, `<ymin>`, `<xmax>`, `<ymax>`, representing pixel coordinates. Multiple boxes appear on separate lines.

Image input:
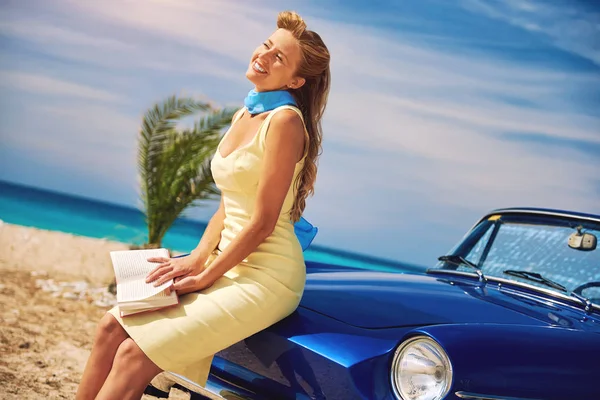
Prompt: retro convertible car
<box><xmin>151</xmin><ymin>207</ymin><xmax>600</xmax><ymax>400</ymax></box>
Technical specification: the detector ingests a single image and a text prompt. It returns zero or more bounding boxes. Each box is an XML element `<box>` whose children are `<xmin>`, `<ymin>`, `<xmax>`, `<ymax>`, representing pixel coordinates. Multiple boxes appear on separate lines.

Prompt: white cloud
<box><xmin>0</xmin><ymin>71</ymin><xmax>124</xmax><ymax>103</ymax></box>
<box><xmin>2</xmin><ymin>102</ymin><xmax>139</xmax><ymax>162</ymax></box>
<box><xmin>2</xmin><ymin>104</ymin><xmax>140</xmax><ymax>189</ymax></box>
<box><xmin>0</xmin><ymin>16</ymin><xmax>245</xmax><ymax>82</ymax></box>
<box><xmin>35</xmin><ymin>104</ymin><xmax>141</xmax><ymax>148</ymax></box>
<box><xmin>0</xmin><ymin>20</ymin><xmax>132</xmax><ymax>50</ymax></box>
<box><xmin>460</xmin><ymin>0</ymin><xmax>600</xmax><ymax>66</ymax></box>
<box><xmin>61</xmin><ymin>0</ymin><xmax>274</xmax><ymax>64</ymax></box>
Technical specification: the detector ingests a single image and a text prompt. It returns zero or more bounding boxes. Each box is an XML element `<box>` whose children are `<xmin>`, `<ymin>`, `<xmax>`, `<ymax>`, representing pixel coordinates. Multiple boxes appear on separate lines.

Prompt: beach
<box><xmin>0</xmin><ymin>222</ymin><xmax>188</xmax><ymax>399</ymax></box>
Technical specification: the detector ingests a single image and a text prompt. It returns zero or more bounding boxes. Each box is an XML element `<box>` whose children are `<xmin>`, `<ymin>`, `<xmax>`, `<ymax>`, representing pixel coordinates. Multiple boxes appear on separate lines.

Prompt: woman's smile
<box><xmin>252</xmin><ymin>60</ymin><xmax>267</xmax><ymax>74</ymax></box>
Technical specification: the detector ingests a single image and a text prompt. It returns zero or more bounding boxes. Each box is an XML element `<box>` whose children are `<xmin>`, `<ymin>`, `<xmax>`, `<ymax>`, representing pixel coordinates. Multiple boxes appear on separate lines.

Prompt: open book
<box><xmin>109</xmin><ymin>248</ymin><xmax>178</xmax><ymax>317</ymax></box>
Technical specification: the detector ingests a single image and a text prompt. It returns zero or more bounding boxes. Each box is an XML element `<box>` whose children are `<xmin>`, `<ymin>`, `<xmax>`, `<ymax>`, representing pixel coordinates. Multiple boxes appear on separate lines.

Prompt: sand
<box><xmin>0</xmin><ymin>222</ymin><xmax>189</xmax><ymax>399</ymax></box>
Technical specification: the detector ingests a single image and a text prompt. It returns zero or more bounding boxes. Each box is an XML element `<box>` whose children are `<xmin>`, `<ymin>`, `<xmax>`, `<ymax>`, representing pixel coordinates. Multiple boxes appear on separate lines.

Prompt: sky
<box><xmin>0</xmin><ymin>0</ymin><xmax>598</xmax><ymax>266</ymax></box>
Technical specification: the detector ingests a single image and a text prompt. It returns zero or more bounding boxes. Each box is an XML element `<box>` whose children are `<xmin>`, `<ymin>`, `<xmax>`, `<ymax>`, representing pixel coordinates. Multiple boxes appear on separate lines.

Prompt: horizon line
<box><xmin>0</xmin><ymin>178</ymin><xmax>426</xmax><ymax>269</ymax></box>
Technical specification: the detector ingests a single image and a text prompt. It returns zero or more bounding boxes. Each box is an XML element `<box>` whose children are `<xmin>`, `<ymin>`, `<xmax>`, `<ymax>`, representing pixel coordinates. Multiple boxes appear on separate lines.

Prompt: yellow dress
<box><xmin>108</xmin><ymin>105</ymin><xmax>308</xmax><ymax>386</ymax></box>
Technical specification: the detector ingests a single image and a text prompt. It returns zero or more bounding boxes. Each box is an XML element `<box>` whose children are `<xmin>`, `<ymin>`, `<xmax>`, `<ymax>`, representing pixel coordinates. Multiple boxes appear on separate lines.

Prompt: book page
<box><xmin>110</xmin><ymin>248</ymin><xmax>169</xmax><ymax>283</ymax></box>
<box><xmin>116</xmin><ymin>279</ymin><xmax>173</xmax><ymax>303</ymax></box>
<box><xmin>109</xmin><ymin>248</ymin><xmax>173</xmax><ymax>302</ymax></box>
<box><xmin>120</xmin><ymin>288</ymin><xmax>178</xmax><ymax>309</ymax></box>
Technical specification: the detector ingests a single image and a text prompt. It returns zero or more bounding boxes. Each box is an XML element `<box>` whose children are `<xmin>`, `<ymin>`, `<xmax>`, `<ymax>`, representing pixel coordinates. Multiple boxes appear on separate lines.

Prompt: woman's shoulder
<box><xmin>259</xmin><ymin>106</ymin><xmax>307</xmax><ymax>160</ymax></box>
<box><xmin>231</xmin><ymin>107</ymin><xmax>246</xmax><ymax>123</ymax></box>
<box><xmin>269</xmin><ymin>106</ymin><xmax>304</xmax><ymax>125</ymax></box>
<box><xmin>267</xmin><ymin>107</ymin><xmax>306</xmax><ymax>141</ymax></box>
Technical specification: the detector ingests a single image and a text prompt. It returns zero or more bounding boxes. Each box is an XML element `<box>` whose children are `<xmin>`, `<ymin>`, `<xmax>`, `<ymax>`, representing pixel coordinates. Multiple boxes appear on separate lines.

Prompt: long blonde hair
<box><xmin>277</xmin><ymin>11</ymin><xmax>331</xmax><ymax>222</ymax></box>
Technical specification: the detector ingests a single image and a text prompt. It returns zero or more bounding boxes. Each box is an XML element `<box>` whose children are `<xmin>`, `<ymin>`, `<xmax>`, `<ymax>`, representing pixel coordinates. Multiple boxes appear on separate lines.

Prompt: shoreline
<box><xmin>0</xmin><ymin>221</ymin><xmax>130</xmax><ymax>285</ymax></box>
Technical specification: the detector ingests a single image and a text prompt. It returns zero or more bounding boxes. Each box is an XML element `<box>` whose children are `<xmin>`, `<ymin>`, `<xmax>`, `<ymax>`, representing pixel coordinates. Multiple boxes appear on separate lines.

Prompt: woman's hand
<box><xmin>172</xmin><ymin>274</ymin><xmax>214</xmax><ymax>295</ymax></box>
<box><xmin>146</xmin><ymin>255</ymin><xmax>206</xmax><ymax>287</ymax></box>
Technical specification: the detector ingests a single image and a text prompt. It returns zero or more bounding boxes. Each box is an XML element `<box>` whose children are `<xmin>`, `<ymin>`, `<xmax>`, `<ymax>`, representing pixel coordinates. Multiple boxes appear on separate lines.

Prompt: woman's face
<box><xmin>246</xmin><ymin>28</ymin><xmax>305</xmax><ymax>92</ymax></box>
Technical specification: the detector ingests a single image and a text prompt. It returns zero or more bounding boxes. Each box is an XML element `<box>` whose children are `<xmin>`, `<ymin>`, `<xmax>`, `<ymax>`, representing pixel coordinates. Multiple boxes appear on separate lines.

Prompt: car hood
<box><xmin>300</xmin><ymin>268</ymin><xmax>600</xmax><ymax>331</ymax></box>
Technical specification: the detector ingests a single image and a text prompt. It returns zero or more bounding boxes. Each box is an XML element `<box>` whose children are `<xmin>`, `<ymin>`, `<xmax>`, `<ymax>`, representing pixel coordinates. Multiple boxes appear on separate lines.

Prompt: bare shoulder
<box><xmin>231</xmin><ymin>107</ymin><xmax>245</xmax><ymax>123</ymax></box>
<box><xmin>267</xmin><ymin>108</ymin><xmax>305</xmax><ymax>143</ymax></box>
<box><xmin>271</xmin><ymin>108</ymin><xmax>303</xmax><ymax>125</ymax></box>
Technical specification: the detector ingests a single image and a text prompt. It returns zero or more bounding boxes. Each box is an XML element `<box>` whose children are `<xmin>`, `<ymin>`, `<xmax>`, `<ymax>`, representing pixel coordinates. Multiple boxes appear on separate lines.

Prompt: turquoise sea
<box><xmin>0</xmin><ymin>180</ymin><xmax>423</xmax><ymax>273</ymax></box>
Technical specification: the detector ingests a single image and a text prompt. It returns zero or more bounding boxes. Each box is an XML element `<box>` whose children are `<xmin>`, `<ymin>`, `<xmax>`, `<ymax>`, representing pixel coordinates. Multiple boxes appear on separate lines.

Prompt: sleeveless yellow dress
<box><xmin>108</xmin><ymin>105</ymin><xmax>308</xmax><ymax>386</ymax></box>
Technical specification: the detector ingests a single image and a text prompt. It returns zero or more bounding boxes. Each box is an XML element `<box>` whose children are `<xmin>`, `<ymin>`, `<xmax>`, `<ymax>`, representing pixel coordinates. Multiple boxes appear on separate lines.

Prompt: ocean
<box><xmin>0</xmin><ymin>180</ymin><xmax>423</xmax><ymax>272</ymax></box>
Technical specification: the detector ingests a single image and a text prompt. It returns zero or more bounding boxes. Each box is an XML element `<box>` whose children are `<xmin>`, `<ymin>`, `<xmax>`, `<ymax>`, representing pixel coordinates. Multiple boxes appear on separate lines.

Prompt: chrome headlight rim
<box><xmin>390</xmin><ymin>335</ymin><xmax>453</xmax><ymax>400</ymax></box>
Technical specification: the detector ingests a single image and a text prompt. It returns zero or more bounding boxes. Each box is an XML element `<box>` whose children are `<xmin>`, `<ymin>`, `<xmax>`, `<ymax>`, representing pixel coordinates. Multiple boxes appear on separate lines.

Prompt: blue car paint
<box><xmin>211</xmin><ymin>268</ymin><xmax>599</xmax><ymax>399</ymax></box>
<box><xmin>412</xmin><ymin>324</ymin><xmax>600</xmax><ymax>399</ymax></box>
<box><xmin>214</xmin><ymin>306</ymin><xmax>408</xmax><ymax>399</ymax></box>
<box><xmin>174</xmin><ymin>208</ymin><xmax>600</xmax><ymax>399</ymax></box>
<box><xmin>300</xmin><ymin>269</ymin><xmax>571</xmax><ymax>328</ymax></box>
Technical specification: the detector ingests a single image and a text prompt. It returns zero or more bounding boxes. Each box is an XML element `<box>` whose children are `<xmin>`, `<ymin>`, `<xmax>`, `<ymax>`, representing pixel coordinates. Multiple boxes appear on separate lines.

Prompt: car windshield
<box><xmin>437</xmin><ymin>215</ymin><xmax>600</xmax><ymax>302</ymax></box>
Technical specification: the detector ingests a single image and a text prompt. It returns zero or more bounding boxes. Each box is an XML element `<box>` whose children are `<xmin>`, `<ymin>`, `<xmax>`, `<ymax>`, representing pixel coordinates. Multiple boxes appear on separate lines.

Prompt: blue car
<box><xmin>152</xmin><ymin>207</ymin><xmax>600</xmax><ymax>400</ymax></box>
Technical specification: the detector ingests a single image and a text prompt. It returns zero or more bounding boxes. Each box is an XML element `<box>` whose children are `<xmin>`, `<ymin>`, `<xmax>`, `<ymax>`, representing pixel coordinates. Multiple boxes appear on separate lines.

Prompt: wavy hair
<box><xmin>277</xmin><ymin>10</ymin><xmax>331</xmax><ymax>222</ymax></box>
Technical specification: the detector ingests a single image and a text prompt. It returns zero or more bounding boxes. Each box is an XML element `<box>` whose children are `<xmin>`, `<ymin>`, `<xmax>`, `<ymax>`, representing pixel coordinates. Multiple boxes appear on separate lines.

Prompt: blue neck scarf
<box><xmin>244</xmin><ymin>89</ymin><xmax>297</xmax><ymax>115</ymax></box>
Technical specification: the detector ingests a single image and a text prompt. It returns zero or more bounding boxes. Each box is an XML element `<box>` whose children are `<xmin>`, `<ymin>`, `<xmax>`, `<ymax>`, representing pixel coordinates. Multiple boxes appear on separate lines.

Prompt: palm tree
<box><xmin>138</xmin><ymin>95</ymin><xmax>237</xmax><ymax>247</ymax></box>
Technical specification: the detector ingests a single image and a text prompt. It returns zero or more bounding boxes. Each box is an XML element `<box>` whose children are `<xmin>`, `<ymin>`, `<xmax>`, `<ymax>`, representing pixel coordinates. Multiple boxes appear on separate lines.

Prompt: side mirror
<box><xmin>568</xmin><ymin>226</ymin><xmax>597</xmax><ymax>251</ymax></box>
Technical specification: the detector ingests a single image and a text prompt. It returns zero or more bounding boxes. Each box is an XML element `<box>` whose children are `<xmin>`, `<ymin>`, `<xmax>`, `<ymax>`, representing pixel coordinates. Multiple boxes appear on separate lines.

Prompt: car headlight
<box><xmin>391</xmin><ymin>336</ymin><xmax>453</xmax><ymax>400</ymax></box>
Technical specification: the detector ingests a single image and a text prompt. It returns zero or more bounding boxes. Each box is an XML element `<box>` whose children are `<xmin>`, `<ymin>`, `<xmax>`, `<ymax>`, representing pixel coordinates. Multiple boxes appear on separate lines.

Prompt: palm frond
<box><xmin>137</xmin><ymin>96</ymin><xmax>238</xmax><ymax>246</ymax></box>
<box><xmin>138</xmin><ymin>96</ymin><xmax>210</xmax><ymax>211</ymax></box>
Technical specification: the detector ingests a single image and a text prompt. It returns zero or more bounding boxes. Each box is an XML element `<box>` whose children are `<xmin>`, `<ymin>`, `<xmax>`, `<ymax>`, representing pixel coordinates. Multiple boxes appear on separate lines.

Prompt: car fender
<box><xmin>404</xmin><ymin>323</ymin><xmax>600</xmax><ymax>400</ymax></box>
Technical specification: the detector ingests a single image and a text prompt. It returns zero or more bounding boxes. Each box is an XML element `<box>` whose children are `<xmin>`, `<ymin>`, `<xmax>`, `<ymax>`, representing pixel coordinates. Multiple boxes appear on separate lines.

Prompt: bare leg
<box><xmin>76</xmin><ymin>313</ymin><xmax>129</xmax><ymax>400</ymax></box>
<box><xmin>95</xmin><ymin>338</ymin><xmax>163</xmax><ymax>400</ymax></box>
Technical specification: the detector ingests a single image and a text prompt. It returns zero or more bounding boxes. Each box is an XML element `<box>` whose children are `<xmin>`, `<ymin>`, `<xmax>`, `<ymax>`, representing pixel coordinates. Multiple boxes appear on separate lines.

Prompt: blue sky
<box><xmin>0</xmin><ymin>0</ymin><xmax>598</xmax><ymax>265</ymax></box>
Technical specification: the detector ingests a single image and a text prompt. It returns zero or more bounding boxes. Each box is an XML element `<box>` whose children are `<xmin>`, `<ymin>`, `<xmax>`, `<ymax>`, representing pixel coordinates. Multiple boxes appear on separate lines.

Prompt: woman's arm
<box><xmin>146</xmin><ymin>195</ymin><xmax>225</xmax><ymax>287</ymax></box>
<box><xmin>176</xmin><ymin>109</ymin><xmax>306</xmax><ymax>290</ymax></box>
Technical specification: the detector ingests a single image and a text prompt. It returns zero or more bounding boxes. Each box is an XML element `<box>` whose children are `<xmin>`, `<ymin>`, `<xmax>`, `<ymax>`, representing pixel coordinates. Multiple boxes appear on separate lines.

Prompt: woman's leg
<box><xmin>95</xmin><ymin>338</ymin><xmax>163</xmax><ymax>400</ymax></box>
<box><xmin>75</xmin><ymin>313</ymin><xmax>129</xmax><ymax>400</ymax></box>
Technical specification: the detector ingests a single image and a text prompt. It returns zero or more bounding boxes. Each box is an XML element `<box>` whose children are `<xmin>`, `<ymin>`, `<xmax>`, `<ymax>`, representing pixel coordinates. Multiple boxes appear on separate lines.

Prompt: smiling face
<box><xmin>246</xmin><ymin>28</ymin><xmax>305</xmax><ymax>92</ymax></box>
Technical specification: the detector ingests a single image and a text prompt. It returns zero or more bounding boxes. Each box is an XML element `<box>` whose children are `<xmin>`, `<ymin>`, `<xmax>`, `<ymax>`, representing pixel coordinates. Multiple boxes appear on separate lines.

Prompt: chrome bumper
<box><xmin>456</xmin><ymin>391</ymin><xmax>543</xmax><ymax>400</ymax></box>
<box><xmin>163</xmin><ymin>371</ymin><xmax>256</xmax><ymax>400</ymax></box>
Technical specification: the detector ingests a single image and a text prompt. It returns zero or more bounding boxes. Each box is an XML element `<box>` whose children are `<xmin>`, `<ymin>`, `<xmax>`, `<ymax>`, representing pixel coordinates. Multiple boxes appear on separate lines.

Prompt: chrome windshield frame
<box><xmin>427</xmin><ymin>269</ymin><xmax>600</xmax><ymax>314</ymax></box>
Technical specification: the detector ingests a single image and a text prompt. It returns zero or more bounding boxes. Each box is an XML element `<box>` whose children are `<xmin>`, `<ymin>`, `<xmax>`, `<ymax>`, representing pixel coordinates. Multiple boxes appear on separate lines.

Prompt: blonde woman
<box><xmin>77</xmin><ymin>10</ymin><xmax>331</xmax><ymax>400</ymax></box>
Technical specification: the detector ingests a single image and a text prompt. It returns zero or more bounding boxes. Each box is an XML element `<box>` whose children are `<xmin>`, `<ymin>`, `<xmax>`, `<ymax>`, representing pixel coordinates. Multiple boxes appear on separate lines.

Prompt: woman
<box><xmin>76</xmin><ymin>10</ymin><xmax>330</xmax><ymax>400</ymax></box>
